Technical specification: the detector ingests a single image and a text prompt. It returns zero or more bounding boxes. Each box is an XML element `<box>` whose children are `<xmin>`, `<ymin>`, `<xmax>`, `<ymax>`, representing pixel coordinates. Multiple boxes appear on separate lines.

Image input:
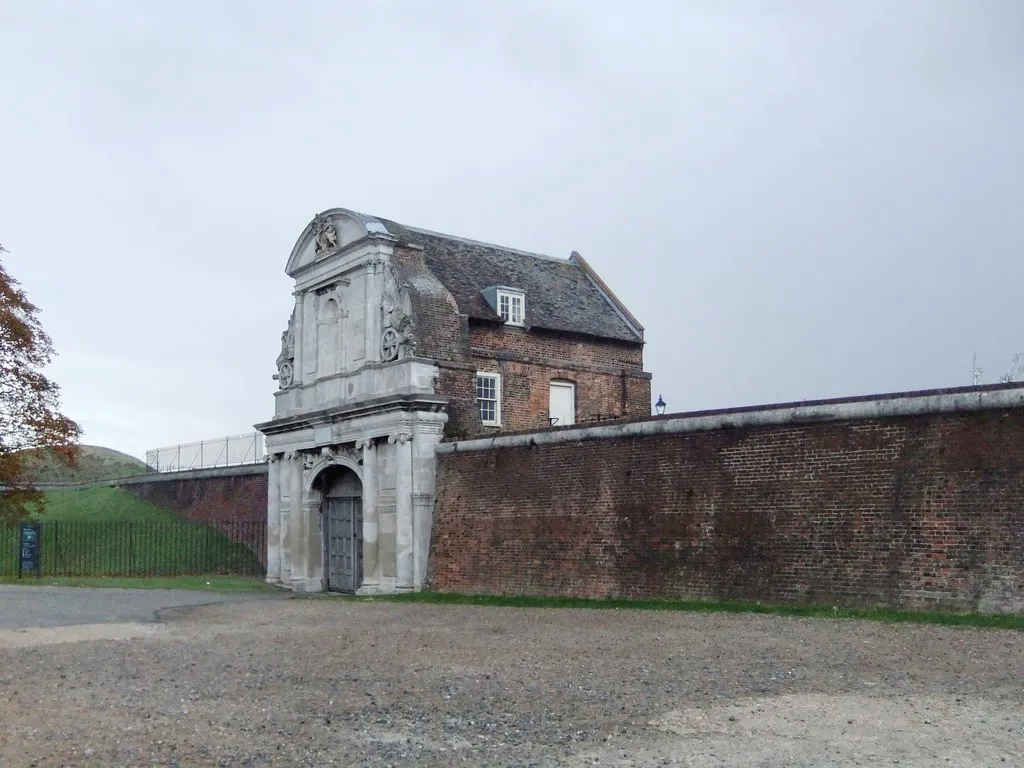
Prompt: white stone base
<box><xmin>357</xmin><ymin>577</ymin><xmax>400</xmax><ymax>596</ymax></box>
<box><xmin>289</xmin><ymin>577</ymin><xmax>325</xmax><ymax>593</ymax></box>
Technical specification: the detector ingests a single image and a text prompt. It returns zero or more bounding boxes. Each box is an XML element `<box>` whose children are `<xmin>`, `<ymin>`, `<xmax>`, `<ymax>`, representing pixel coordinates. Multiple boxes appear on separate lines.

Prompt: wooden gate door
<box><xmin>326</xmin><ymin>497</ymin><xmax>363</xmax><ymax>593</ymax></box>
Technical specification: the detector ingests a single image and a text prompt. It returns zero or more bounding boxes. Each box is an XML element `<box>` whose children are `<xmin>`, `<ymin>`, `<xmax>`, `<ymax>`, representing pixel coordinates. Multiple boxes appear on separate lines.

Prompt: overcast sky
<box><xmin>1</xmin><ymin>0</ymin><xmax>1023</xmax><ymax>460</ymax></box>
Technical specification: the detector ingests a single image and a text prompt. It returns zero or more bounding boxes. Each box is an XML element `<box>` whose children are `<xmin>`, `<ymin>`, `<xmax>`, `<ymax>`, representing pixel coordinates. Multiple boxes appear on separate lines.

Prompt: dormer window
<box><xmin>497</xmin><ymin>289</ymin><xmax>525</xmax><ymax>326</ymax></box>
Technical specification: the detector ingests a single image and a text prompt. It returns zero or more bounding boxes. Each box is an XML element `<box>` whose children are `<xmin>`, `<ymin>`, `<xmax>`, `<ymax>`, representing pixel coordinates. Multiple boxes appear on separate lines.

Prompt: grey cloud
<box><xmin>1</xmin><ymin>0</ymin><xmax>1022</xmax><ymax>457</ymax></box>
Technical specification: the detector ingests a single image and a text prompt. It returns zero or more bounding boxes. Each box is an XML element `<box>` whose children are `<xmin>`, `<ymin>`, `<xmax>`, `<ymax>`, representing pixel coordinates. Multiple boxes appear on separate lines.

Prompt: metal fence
<box><xmin>144</xmin><ymin>433</ymin><xmax>266</xmax><ymax>473</ymax></box>
<box><xmin>1</xmin><ymin>519</ymin><xmax>266</xmax><ymax>577</ymax></box>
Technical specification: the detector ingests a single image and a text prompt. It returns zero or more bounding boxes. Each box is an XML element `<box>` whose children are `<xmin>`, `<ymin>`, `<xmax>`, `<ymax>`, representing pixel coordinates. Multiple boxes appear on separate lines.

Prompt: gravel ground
<box><xmin>0</xmin><ymin>597</ymin><xmax>1021</xmax><ymax>767</ymax></box>
<box><xmin>0</xmin><ymin>585</ymin><xmax>280</xmax><ymax>630</ymax></box>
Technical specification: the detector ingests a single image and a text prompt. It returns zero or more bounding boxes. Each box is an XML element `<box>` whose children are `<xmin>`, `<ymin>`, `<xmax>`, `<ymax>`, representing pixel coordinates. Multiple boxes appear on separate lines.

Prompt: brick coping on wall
<box><xmin>438</xmin><ymin>381</ymin><xmax>1024</xmax><ymax>454</ymax></box>
<box><xmin>24</xmin><ymin>462</ymin><xmax>269</xmax><ymax>492</ymax></box>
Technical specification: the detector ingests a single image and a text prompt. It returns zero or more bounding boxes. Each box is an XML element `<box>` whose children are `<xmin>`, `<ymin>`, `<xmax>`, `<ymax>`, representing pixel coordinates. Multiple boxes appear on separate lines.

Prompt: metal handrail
<box><xmin>144</xmin><ymin>433</ymin><xmax>265</xmax><ymax>473</ymax></box>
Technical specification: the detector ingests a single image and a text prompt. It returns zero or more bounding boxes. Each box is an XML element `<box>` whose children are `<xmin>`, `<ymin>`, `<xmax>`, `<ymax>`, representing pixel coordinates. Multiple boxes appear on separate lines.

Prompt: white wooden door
<box><xmin>549</xmin><ymin>382</ymin><xmax>576</xmax><ymax>426</ymax></box>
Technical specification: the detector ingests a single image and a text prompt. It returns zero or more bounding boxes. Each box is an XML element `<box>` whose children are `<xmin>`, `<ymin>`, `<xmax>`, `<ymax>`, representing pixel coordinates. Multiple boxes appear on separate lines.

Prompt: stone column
<box><xmin>356</xmin><ymin>438</ymin><xmax>380</xmax><ymax>592</ymax></box>
<box><xmin>389</xmin><ymin>431</ymin><xmax>413</xmax><ymax>591</ymax></box>
<box><xmin>280</xmin><ymin>451</ymin><xmax>294</xmax><ymax>583</ymax></box>
<box><xmin>265</xmin><ymin>453</ymin><xmax>282</xmax><ymax>584</ymax></box>
<box><xmin>289</xmin><ymin>451</ymin><xmax>306</xmax><ymax>588</ymax></box>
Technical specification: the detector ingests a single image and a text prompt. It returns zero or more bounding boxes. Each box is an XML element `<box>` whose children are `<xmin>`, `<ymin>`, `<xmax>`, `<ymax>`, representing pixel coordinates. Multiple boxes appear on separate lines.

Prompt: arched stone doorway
<box><xmin>314</xmin><ymin>465</ymin><xmax>363</xmax><ymax>593</ymax></box>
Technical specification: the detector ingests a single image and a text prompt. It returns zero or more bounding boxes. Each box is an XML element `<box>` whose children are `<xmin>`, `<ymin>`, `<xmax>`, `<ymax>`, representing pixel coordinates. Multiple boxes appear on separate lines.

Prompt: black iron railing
<box><xmin>0</xmin><ymin>519</ymin><xmax>266</xmax><ymax>577</ymax></box>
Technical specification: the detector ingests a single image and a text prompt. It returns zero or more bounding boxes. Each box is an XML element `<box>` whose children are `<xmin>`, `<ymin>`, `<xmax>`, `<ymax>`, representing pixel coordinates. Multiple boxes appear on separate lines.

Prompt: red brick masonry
<box><xmin>118</xmin><ymin>466</ymin><xmax>269</xmax><ymax>567</ymax></box>
<box><xmin>121</xmin><ymin>470</ymin><xmax>268</xmax><ymax>525</ymax></box>
<box><xmin>430</xmin><ymin>384</ymin><xmax>1024</xmax><ymax>613</ymax></box>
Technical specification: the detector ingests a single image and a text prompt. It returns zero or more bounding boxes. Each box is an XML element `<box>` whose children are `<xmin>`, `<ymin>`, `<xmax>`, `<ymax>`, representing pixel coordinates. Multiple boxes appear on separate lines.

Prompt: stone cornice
<box><xmin>255</xmin><ymin>393</ymin><xmax>449</xmax><ymax>435</ymax></box>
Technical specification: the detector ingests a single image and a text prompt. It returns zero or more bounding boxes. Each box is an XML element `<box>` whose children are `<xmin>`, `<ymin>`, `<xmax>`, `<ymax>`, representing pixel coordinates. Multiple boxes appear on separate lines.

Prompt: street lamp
<box><xmin>655</xmin><ymin>394</ymin><xmax>666</xmax><ymax>416</ymax></box>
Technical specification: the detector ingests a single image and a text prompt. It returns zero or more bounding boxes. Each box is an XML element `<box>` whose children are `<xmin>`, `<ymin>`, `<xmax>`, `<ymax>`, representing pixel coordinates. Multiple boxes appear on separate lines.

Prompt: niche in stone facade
<box><xmin>316</xmin><ymin>286</ymin><xmax>346</xmax><ymax>378</ymax></box>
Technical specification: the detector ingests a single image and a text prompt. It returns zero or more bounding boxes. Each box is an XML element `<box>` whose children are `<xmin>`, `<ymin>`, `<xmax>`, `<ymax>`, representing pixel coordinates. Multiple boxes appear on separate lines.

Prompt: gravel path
<box><xmin>0</xmin><ymin>585</ymin><xmax>280</xmax><ymax>630</ymax></box>
<box><xmin>0</xmin><ymin>597</ymin><xmax>1021</xmax><ymax>767</ymax></box>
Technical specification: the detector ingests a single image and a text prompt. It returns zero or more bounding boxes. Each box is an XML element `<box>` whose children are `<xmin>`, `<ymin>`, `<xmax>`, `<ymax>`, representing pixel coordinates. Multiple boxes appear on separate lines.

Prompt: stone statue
<box><xmin>312</xmin><ymin>212</ymin><xmax>338</xmax><ymax>255</ymax></box>
<box><xmin>380</xmin><ymin>262</ymin><xmax>416</xmax><ymax>362</ymax></box>
<box><xmin>273</xmin><ymin>308</ymin><xmax>296</xmax><ymax>389</ymax></box>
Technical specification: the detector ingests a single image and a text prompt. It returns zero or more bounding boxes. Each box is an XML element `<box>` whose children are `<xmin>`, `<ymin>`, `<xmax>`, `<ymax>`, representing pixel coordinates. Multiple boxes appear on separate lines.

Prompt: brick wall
<box><xmin>119</xmin><ymin>470</ymin><xmax>268</xmax><ymax>526</ymax></box>
<box><xmin>440</xmin><ymin>325</ymin><xmax>651</xmax><ymax>437</ymax></box>
<box><xmin>107</xmin><ymin>466</ymin><xmax>269</xmax><ymax>568</ymax></box>
<box><xmin>393</xmin><ymin>245</ymin><xmax>469</xmax><ymax>363</ymax></box>
<box><xmin>430</xmin><ymin>390</ymin><xmax>1024</xmax><ymax>613</ymax></box>
<box><xmin>392</xmin><ymin>243</ymin><xmax>652</xmax><ymax>437</ymax></box>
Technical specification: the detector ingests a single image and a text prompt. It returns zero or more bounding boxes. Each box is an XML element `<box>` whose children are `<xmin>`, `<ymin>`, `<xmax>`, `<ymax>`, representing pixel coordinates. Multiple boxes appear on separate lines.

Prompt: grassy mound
<box><xmin>19</xmin><ymin>445</ymin><xmax>153</xmax><ymax>484</ymax></box>
<box><xmin>1</xmin><ymin>488</ymin><xmax>264</xmax><ymax>577</ymax></box>
<box><xmin>31</xmin><ymin>487</ymin><xmax>172</xmax><ymax>522</ymax></box>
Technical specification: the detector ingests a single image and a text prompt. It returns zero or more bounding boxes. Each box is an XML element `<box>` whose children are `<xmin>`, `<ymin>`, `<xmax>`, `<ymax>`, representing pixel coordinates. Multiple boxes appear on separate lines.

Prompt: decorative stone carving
<box><xmin>273</xmin><ymin>308</ymin><xmax>296</xmax><ymax>389</ymax></box>
<box><xmin>354</xmin><ymin>437</ymin><xmax>377</xmax><ymax>451</ymax></box>
<box><xmin>268</xmin><ymin>452</ymin><xmax>281</xmax><ymax>464</ymax></box>
<box><xmin>328</xmin><ymin>286</ymin><xmax>346</xmax><ymax>316</ymax></box>
<box><xmin>312</xmin><ymin>212</ymin><xmax>339</xmax><ymax>255</ymax></box>
<box><xmin>302</xmin><ymin>443</ymin><xmax>364</xmax><ymax>489</ymax></box>
<box><xmin>380</xmin><ymin>262</ymin><xmax>416</xmax><ymax>361</ymax></box>
<box><xmin>388</xmin><ymin>432</ymin><xmax>412</xmax><ymax>446</ymax></box>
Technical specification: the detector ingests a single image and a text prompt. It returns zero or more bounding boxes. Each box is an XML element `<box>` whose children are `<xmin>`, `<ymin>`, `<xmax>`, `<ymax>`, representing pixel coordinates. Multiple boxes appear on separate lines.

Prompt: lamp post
<box><xmin>655</xmin><ymin>394</ymin><xmax>666</xmax><ymax>416</ymax></box>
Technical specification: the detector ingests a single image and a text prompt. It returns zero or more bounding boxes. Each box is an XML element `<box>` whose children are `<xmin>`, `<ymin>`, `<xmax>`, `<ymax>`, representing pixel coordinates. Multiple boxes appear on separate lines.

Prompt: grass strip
<box><xmin>361</xmin><ymin>591</ymin><xmax>1024</xmax><ymax>630</ymax></box>
<box><xmin>0</xmin><ymin>575</ymin><xmax>280</xmax><ymax>593</ymax></box>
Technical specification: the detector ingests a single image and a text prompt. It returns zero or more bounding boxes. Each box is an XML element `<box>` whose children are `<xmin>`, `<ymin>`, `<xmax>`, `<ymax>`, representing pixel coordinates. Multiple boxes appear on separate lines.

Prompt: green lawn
<box><xmin>0</xmin><ymin>575</ymin><xmax>281</xmax><ymax>593</ymax></box>
<box><xmin>374</xmin><ymin>592</ymin><xmax>1024</xmax><ymax>630</ymax></box>
<box><xmin>30</xmin><ymin>487</ymin><xmax>181</xmax><ymax>522</ymax></box>
<box><xmin>1</xmin><ymin>488</ymin><xmax>265</xmax><ymax>578</ymax></box>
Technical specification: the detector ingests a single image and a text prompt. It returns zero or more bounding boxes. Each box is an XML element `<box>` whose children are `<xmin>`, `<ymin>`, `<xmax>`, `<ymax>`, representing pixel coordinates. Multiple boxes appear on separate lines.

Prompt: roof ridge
<box><xmin>569</xmin><ymin>250</ymin><xmax>645</xmax><ymax>337</ymax></box>
<box><xmin>394</xmin><ymin>223</ymin><xmax>570</xmax><ymax>264</ymax></box>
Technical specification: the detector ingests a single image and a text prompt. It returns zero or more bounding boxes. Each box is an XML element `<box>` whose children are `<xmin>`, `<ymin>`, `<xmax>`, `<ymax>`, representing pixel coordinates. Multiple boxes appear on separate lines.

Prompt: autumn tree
<box><xmin>0</xmin><ymin>244</ymin><xmax>81</xmax><ymax>522</ymax></box>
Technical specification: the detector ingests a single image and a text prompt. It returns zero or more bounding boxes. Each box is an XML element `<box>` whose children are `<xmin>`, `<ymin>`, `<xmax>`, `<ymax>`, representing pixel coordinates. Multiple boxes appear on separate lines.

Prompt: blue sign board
<box><xmin>18</xmin><ymin>522</ymin><xmax>41</xmax><ymax>578</ymax></box>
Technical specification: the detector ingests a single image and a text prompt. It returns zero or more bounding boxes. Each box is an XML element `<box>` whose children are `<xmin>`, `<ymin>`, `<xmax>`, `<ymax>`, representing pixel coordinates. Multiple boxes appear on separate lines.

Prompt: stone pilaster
<box><xmin>411</xmin><ymin>421</ymin><xmax>445</xmax><ymax>590</ymax></box>
<box><xmin>302</xmin><ymin>291</ymin><xmax>318</xmax><ymax>379</ymax></box>
<box><xmin>280</xmin><ymin>450</ymin><xmax>294</xmax><ymax>582</ymax></box>
<box><xmin>389</xmin><ymin>431</ymin><xmax>414</xmax><ymax>591</ymax></box>
<box><xmin>355</xmin><ymin>437</ymin><xmax>380</xmax><ymax>593</ymax></box>
<box><xmin>365</xmin><ymin>260</ymin><xmax>376</xmax><ymax>363</ymax></box>
<box><xmin>265</xmin><ymin>453</ymin><xmax>282</xmax><ymax>584</ymax></box>
<box><xmin>302</xmin><ymin>494</ymin><xmax>323</xmax><ymax>591</ymax></box>
<box><xmin>289</xmin><ymin>451</ymin><xmax>305</xmax><ymax>587</ymax></box>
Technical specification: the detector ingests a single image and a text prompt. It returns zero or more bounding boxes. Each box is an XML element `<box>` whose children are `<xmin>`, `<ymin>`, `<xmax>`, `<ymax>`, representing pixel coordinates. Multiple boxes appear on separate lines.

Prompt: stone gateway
<box><xmin>255</xmin><ymin>210</ymin><xmax>448</xmax><ymax>594</ymax></box>
<box><xmin>255</xmin><ymin>207</ymin><xmax>653</xmax><ymax>593</ymax></box>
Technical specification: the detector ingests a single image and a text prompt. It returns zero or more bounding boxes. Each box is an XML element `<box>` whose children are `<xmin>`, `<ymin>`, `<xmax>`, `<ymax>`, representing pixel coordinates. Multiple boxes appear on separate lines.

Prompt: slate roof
<box><xmin>376</xmin><ymin>218</ymin><xmax>644</xmax><ymax>344</ymax></box>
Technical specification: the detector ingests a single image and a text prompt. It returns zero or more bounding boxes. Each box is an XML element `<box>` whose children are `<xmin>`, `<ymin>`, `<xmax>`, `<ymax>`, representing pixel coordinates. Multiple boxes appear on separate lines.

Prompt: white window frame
<box><xmin>496</xmin><ymin>289</ymin><xmax>525</xmax><ymax>326</ymax></box>
<box><xmin>475</xmin><ymin>372</ymin><xmax>502</xmax><ymax>426</ymax></box>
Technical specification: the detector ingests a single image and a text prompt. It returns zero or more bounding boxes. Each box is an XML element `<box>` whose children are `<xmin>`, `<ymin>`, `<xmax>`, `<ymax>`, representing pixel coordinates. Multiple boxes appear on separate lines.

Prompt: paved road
<box><xmin>0</xmin><ymin>585</ymin><xmax>282</xmax><ymax>630</ymax></box>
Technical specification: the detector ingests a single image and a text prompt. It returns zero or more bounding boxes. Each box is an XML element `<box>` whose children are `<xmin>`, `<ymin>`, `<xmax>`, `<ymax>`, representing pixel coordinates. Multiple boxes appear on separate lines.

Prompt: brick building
<box><xmin>256</xmin><ymin>207</ymin><xmax>651</xmax><ymax>595</ymax></box>
<box><xmin>382</xmin><ymin>218</ymin><xmax>652</xmax><ymax>438</ymax></box>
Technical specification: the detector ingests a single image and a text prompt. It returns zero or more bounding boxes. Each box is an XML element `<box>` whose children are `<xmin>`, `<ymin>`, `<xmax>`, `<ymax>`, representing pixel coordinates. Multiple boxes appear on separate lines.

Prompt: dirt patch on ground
<box><xmin>0</xmin><ymin>622</ymin><xmax>163</xmax><ymax>649</ymax></box>
<box><xmin>0</xmin><ymin>599</ymin><xmax>1020</xmax><ymax>766</ymax></box>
